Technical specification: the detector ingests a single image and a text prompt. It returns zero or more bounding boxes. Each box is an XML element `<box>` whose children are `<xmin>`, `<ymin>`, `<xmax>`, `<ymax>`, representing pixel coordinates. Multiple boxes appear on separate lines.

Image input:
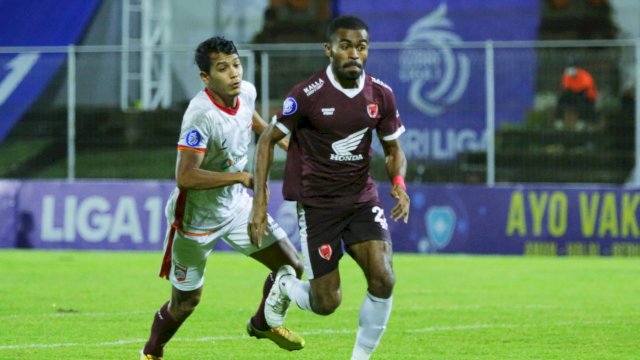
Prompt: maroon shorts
<box><xmin>297</xmin><ymin>201</ymin><xmax>392</xmax><ymax>279</ymax></box>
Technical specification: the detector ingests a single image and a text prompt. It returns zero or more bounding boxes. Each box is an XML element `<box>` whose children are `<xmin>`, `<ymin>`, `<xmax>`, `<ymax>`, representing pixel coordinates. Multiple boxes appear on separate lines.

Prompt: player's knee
<box><xmin>184</xmin><ymin>293</ymin><xmax>202</xmax><ymax>310</ymax></box>
<box><xmin>311</xmin><ymin>292</ymin><xmax>341</xmax><ymax>315</ymax></box>
<box><xmin>368</xmin><ymin>272</ymin><xmax>395</xmax><ymax>298</ymax></box>
<box><xmin>171</xmin><ymin>293</ymin><xmax>201</xmax><ymax>320</ymax></box>
<box><xmin>312</xmin><ymin>301</ymin><xmax>340</xmax><ymax>316</ymax></box>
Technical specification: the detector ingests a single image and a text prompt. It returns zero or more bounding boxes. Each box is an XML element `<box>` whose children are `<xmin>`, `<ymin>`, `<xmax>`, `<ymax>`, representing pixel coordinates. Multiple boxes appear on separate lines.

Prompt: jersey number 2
<box><xmin>372</xmin><ymin>206</ymin><xmax>388</xmax><ymax>230</ymax></box>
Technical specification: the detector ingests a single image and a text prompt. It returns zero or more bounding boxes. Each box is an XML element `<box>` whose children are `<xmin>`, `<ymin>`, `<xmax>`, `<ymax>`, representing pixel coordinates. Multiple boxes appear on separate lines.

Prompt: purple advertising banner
<box><xmin>16</xmin><ymin>180</ymin><xmax>174</xmax><ymax>250</ymax></box>
<box><xmin>4</xmin><ymin>180</ymin><xmax>640</xmax><ymax>256</ymax></box>
<box><xmin>385</xmin><ymin>184</ymin><xmax>640</xmax><ymax>255</ymax></box>
<box><xmin>0</xmin><ymin>180</ymin><xmax>20</xmax><ymax>248</ymax></box>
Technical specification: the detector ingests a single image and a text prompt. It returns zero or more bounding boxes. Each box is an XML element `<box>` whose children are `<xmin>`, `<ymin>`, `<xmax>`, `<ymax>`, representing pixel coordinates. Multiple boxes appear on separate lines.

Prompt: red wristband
<box><xmin>392</xmin><ymin>175</ymin><xmax>406</xmax><ymax>191</ymax></box>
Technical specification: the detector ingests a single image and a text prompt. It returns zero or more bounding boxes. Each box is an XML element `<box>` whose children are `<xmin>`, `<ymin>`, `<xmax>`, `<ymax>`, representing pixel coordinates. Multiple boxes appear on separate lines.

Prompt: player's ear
<box><xmin>323</xmin><ymin>43</ymin><xmax>331</xmax><ymax>57</ymax></box>
<box><xmin>199</xmin><ymin>71</ymin><xmax>209</xmax><ymax>85</ymax></box>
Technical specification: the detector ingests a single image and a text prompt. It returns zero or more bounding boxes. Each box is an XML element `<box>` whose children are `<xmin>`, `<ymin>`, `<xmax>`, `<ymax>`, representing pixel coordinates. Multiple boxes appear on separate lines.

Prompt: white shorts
<box><xmin>165</xmin><ymin>198</ymin><xmax>287</xmax><ymax>291</ymax></box>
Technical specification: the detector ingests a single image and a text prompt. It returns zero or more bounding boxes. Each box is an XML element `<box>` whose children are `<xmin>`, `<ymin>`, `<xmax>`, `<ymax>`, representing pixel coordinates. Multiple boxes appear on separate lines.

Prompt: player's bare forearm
<box><xmin>251</xmin><ymin>110</ymin><xmax>269</xmax><ymax>135</ymax></box>
<box><xmin>381</xmin><ymin>139</ymin><xmax>407</xmax><ymax>179</ymax></box>
<box><xmin>253</xmin><ymin>125</ymin><xmax>283</xmax><ymax>207</ymax></box>
<box><xmin>276</xmin><ymin>137</ymin><xmax>289</xmax><ymax>151</ymax></box>
<box><xmin>381</xmin><ymin>139</ymin><xmax>410</xmax><ymax>223</ymax></box>
<box><xmin>176</xmin><ymin>149</ymin><xmax>251</xmax><ymax>190</ymax></box>
<box><xmin>250</xmin><ymin>123</ymin><xmax>285</xmax><ymax>246</ymax></box>
<box><xmin>252</xmin><ymin>142</ymin><xmax>272</xmax><ymax>208</ymax></box>
<box><xmin>177</xmin><ymin>168</ymin><xmax>251</xmax><ymax>190</ymax></box>
<box><xmin>253</xmin><ymin>111</ymin><xmax>289</xmax><ymax>152</ymax></box>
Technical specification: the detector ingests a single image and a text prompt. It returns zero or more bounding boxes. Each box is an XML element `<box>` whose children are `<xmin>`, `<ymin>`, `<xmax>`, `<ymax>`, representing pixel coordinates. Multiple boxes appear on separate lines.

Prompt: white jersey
<box><xmin>165</xmin><ymin>81</ymin><xmax>256</xmax><ymax>235</ymax></box>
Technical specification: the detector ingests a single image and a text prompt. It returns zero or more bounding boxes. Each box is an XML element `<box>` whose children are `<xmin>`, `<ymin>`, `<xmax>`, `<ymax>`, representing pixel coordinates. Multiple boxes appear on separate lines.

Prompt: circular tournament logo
<box><xmin>185</xmin><ymin>129</ymin><xmax>201</xmax><ymax>146</ymax></box>
<box><xmin>282</xmin><ymin>97</ymin><xmax>298</xmax><ymax>116</ymax></box>
<box><xmin>399</xmin><ymin>3</ymin><xmax>470</xmax><ymax>116</ymax></box>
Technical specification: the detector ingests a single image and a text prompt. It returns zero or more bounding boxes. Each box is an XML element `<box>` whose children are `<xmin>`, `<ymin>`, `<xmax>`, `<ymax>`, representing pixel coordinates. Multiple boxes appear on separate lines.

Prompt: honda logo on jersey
<box><xmin>367</xmin><ymin>103</ymin><xmax>379</xmax><ymax>118</ymax></box>
<box><xmin>330</xmin><ymin>127</ymin><xmax>367</xmax><ymax>161</ymax></box>
<box><xmin>319</xmin><ymin>244</ymin><xmax>332</xmax><ymax>260</ymax></box>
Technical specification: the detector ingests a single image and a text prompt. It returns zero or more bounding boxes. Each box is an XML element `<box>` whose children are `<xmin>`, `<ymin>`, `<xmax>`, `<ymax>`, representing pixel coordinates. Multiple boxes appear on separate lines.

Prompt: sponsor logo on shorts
<box><xmin>282</xmin><ymin>97</ymin><xmax>298</xmax><ymax>116</ymax></box>
<box><xmin>185</xmin><ymin>129</ymin><xmax>201</xmax><ymax>147</ymax></box>
<box><xmin>318</xmin><ymin>244</ymin><xmax>332</xmax><ymax>260</ymax></box>
<box><xmin>174</xmin><ymin>263</ymin><xmax>188</xmax><ymax>282</ymax></box>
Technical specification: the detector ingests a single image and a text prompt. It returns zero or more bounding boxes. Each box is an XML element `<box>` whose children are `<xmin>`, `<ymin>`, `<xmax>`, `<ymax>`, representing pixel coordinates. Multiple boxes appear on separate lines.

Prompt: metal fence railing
<box><xmin>0</xmin><ymin>40</ymin><xmax>638</xmax><ymax>185</ymax></box>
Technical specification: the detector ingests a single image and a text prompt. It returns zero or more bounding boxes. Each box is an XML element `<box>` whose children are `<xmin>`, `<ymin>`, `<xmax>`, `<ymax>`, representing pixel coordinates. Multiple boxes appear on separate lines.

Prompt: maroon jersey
<box><xmin>275</xmin><ymin>66</ymin><xmax>405</xmax><ymax>207</ymax></box>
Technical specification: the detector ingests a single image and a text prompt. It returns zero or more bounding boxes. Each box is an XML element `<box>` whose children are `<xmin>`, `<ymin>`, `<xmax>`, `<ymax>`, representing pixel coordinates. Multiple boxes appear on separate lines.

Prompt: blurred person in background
<box><xmin>555</xmin><ymin>65</ymin><xmax>599</xmax><ymax>131</ymax></box>
<box><xmin>140</xmin><ymin>36</ymin><xmax>304</xmax><ymax>360</ymax></box>
<box><xmin>249</xmin><ymin>15</ymin><xmax>410</xmax><ymax>360</ymax></box>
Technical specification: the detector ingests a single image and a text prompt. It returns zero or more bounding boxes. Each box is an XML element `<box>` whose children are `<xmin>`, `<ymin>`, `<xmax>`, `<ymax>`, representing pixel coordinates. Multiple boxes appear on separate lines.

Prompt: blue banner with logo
<box><xmin>1</xmin><ymin>180</ymin><xmax>639</xmax><ymax>256</ymax></box>
<box><xmin>0</xmin><ymin>0</ymin><xmax>100</xmax><ymax>141</ymax></box>
<box><xmin>336</xmin><ymin>0</ymin><xmax>540</xmax><ymax>160</ymax></box>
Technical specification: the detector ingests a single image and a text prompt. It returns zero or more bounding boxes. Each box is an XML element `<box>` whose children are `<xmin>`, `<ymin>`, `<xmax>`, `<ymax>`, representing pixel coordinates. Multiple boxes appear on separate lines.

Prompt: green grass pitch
<box><xmin>1</xmin><ymin>250</ymin><xmax>638</xmax><ymax>359</ymax></box>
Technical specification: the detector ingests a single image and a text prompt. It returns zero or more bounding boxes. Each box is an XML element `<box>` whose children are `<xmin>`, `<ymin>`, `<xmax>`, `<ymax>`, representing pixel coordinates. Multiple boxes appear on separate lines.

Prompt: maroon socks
<box><xmin>143</xmin><ymin>302</ymin><xmax>185</xmax><ymax>357</ymax></box>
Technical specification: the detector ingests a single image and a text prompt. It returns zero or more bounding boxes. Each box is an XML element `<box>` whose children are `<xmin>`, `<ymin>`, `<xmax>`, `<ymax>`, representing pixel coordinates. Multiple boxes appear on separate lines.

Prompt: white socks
<box><xmin>281</xmin><ymin>277</ymin><xmax>393</xmax><ymax>359</ymax></box>
<box><xmin>351</xmin><ymin>292</ymin><xmax>393</xmax><ymax>360</ymax></box>
<box><xmin>281</xmin><ymin>275</ymin><xmax>312</xmax><ymax>311</ymax></box>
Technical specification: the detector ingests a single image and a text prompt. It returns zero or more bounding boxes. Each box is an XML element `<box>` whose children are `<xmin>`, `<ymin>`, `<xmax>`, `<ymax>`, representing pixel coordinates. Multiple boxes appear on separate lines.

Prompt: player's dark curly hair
<box><xmin>326</xmin><ymin>15</ymin><xmax>369</xmax><ymax>41</ymax></box>
<box><xmin>194</xmin><ymin>36</ymin><xmax>238</xmax><ymax>72</ymax></box>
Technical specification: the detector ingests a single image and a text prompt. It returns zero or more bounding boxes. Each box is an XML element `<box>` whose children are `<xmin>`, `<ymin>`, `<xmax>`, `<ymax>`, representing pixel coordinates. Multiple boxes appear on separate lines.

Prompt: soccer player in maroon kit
<box><xmin>250</xmin><ymin>15</ymin><xmax>411</xmax><ymax>360</ymax></box>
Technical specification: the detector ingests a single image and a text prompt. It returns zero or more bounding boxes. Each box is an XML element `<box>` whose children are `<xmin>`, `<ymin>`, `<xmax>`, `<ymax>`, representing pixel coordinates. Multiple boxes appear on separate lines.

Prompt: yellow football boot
<box><xmin>247</xmin><ymin>320</ymin><xmax>305</xmax><ymax>351</ymax></box>
<box><xmin>139</xmin><ymin>350</ymin><xmax>162</xmax><ymax>360</ymax></box>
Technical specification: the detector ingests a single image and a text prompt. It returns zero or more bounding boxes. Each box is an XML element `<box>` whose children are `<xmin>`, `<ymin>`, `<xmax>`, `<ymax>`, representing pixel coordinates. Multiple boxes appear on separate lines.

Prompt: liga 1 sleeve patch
<box><xmin>185</xmin><ymin>129</ymin><xmax>202</xmax><ymax>147</ymax></box>
<box><xmin>282</xmin><ymin>97</ymin><xmax>298</xmax><ymax>116</ymax></box>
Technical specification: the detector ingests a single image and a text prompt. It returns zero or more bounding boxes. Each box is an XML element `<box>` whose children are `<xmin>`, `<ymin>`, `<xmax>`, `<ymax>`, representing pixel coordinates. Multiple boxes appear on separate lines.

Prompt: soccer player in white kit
<box><xmin>140</xmin><ymin>37</ymin><xmax>304</xmax><ymax>360</ymax></box>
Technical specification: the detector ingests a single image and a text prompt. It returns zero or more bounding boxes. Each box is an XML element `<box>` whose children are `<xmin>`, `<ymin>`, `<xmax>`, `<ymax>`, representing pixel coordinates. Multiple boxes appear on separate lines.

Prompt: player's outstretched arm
<box><xmin>249</xmin><ymin>122</ymin><xmax>287</xmax><ymax>247</ymax></box>
<box><xmin>381</xmin><ymin>139</ymin><xmax>410</xmax><ymax>223</ymax></box>
<box><xmin>251</xmin><ymin>111</ymin><xmax>289</xmax><ymax>151</ymax></box>
<box><xmin>176</xmin><ymin>149</ymin><xmax>252</xmax><ymax>190</ymax></box>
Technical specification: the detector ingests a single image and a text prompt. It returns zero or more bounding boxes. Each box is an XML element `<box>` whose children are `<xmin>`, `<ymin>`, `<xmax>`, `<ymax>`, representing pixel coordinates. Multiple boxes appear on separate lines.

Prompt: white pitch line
<box><xmin>407</xmin><ymin>320</ymin><xmax>618</xmax><ymax>333</ymax></box>
<box><xmin>340</xmin><ymin>303</ymin><xmax>557</xmax><ymax>312</ymax></box>
<box><xmin>0</xmin><ymin>319</ymin><xmax>624</xmax><ymax>350</ymax></box>
<box><xmin>0</xmin><ymin>310</ymin><xmax>151</xmax><ymax>319</ymax></box>
<box><xmin>0</xmin><ymin>304</ymin><xmax>556</xmax><ymax>320</ymax></box>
